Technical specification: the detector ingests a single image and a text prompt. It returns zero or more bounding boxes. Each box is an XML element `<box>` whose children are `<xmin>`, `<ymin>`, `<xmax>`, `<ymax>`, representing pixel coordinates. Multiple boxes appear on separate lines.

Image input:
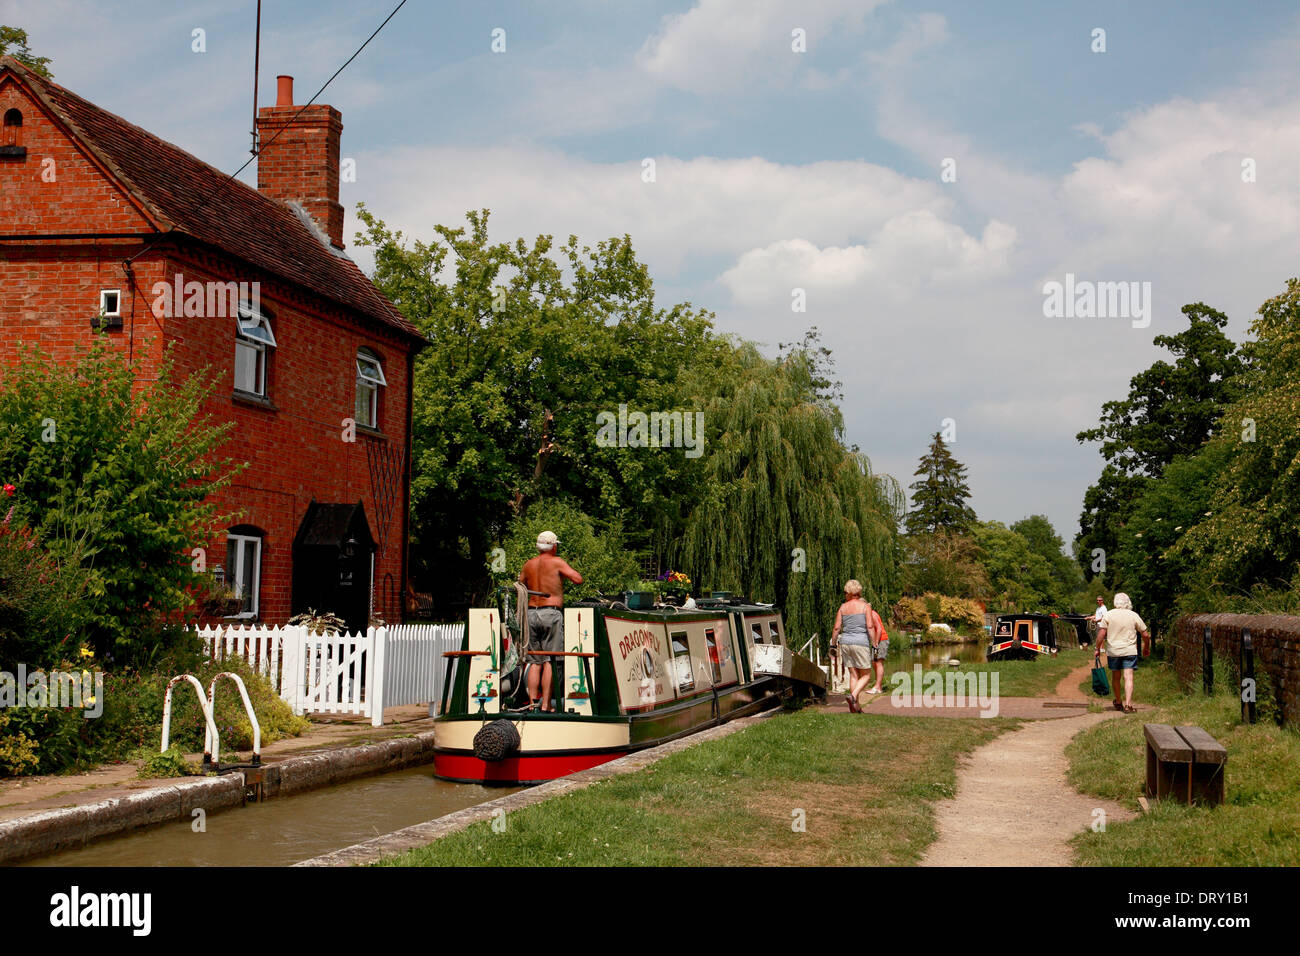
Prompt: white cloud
<box><xmin>719</xmin><ymin>214</ymin><xmax>1016</xmax><ymax>306</ymax></box>
<box><xmin>346</xmin><ymin>147</ymin><xmax>954</xmax><ymax>277</ymax></box>
<box><xmin>637</xmin><ymin>0</ymin><xmax>887</xmax><ymax>93</ymax></box>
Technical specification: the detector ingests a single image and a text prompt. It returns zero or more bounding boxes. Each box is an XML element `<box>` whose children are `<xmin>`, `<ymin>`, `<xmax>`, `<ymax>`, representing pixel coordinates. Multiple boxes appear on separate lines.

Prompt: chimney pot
<box><xmin>276</xmin><ymin>75</ymin><xmax>294</xmax><ymax>106</ymax></box>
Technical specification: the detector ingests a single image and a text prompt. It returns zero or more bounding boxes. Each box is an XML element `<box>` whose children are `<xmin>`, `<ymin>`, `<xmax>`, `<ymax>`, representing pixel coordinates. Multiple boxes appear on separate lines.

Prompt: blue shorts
<box><xmin>1108</xmin><ymin>655</ymin><xmax>1138</xmax><ymax>670</ymax></box>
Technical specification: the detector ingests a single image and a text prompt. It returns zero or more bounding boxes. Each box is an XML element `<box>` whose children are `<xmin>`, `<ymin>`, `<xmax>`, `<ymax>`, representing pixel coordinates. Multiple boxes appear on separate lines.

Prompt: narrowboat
<box><xmin>987</xmin><ymin>612</ymin><xmax>1060</xmax><ymax>661</ymax></box>
<box><xmin>432</xmin><ymin>595</ymin><xmax>827</xmax><ymax>784</ymax></box>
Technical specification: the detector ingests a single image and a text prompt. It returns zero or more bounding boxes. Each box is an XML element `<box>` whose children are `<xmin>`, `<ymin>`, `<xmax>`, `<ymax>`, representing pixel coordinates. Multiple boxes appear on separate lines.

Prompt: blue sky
<box><xmin>11</xmin><ymin>0</ymin><xmax>1300</xmax><ymax>551</ymax></box>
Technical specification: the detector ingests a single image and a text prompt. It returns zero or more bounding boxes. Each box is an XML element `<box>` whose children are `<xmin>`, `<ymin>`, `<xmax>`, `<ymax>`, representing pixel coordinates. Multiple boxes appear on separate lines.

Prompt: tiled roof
<box><xmin>1</xmin><ymin>57</ymin><xmax>425</xmax><ymax>344</ymax></box>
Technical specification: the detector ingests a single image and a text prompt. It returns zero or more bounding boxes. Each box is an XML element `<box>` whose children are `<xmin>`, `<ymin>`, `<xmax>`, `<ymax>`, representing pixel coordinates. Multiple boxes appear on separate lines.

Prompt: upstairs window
<box><xmin>1</xmin><ymin>109</ymin><xmax>22</xmax><ymax>151</ymax></box>
<box><xmin>234</xmin><ymin>301</ymin><xmax>275</xmax><ymax>397</ymax></box>
<box><xmin>355</xmin><ymin>348</ymin><xmax>386</xmax><ymax>429</ymax></box>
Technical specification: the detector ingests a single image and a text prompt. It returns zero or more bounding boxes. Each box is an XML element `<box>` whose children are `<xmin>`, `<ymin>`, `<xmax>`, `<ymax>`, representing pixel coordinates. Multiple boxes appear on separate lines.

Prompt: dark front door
<box><xmin>292</xmin><ymin>501</ymin><xmax>376</xmax><ymax>634</ymax></box>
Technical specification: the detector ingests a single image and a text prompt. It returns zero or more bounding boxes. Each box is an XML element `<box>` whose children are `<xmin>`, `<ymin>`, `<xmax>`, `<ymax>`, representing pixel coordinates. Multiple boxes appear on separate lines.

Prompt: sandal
<box><xmin>1112</xmin><ymin>700</ymin><xmax>1124</xmax><ymax>711</ymax></box>
<box><xmin>1123</xmin><ymin>705</ymin><xmax>1137</xmax><ymax>713</ymax></box>
<box><xmin>845</xmin><ymin>693</ymin><xmax>860</xmax><ymax>713</ymax></box>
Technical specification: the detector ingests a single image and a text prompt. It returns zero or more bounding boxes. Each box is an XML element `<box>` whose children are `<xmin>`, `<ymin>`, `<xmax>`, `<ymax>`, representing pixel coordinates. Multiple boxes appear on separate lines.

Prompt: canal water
<box><xmin>22</xmin><ymin>766</ymin><xmax>518</xmax><ymax>867</ymax></box>
<box><xmin>891</xmin><ymin>638</ymin><xmax>988</xmax><ymax>668</ymax></box>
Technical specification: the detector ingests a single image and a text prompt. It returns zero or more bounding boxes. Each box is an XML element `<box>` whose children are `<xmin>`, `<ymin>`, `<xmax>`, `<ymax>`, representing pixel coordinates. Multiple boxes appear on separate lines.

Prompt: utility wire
<box><xmin>123</xmin><ymin>0</ymin><xmax>410</xmax><ymax>266</ymax></box>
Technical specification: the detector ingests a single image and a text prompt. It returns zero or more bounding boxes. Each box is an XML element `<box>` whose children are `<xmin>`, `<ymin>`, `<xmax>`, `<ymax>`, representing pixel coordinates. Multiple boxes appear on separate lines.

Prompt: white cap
<box><xmin>536</xmin><ymin>530</ymin><xmax>559</xmax><ymax>551</ymax></box>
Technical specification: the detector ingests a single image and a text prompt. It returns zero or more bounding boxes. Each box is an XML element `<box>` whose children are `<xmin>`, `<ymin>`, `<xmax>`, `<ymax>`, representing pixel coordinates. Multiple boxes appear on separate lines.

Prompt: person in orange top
<box><xmin>518</xmin><ymin>531</ymin><xmax>583</xmax><ymax>712</ymax></box>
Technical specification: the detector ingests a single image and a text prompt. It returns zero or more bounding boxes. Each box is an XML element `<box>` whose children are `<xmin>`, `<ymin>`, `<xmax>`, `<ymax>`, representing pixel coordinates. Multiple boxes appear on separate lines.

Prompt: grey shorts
<box><xmin>873</xmin><ymin>639</ymin><xmax>889</xmax><ymax>662</ymax></box>
<box><xmin>528</xmin><ymin>607</ymin><xmax>564</xmax><ymax>661</ymax></box>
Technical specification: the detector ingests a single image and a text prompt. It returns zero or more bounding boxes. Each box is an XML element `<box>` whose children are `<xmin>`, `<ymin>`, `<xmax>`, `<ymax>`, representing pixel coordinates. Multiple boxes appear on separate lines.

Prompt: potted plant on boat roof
<box><xmin>657</xmin><ymin>570</ymin><xmax>692</xmax><ymax>596</ymax></box>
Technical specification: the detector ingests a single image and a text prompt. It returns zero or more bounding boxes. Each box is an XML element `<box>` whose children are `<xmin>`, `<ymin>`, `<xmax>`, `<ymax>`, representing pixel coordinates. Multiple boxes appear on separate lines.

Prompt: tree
<box><xmin>0</xmin><ymin>26</ymin><xmax>53</xmax><ymax>77</ymax></box>
<box><xmin>355</xmin><ymin>207</ymin><xmax>718</xmax><ymax>608</ymax></box>
<box><xmin>973</xmin><ymin>521</ymin><xmax>1058</xmax><ymax>613</ymax></box>
<box><xmin>906</xmin><ymin>432</ymin><xmax>975</xmax><ymax>536</ymax></box>
<box><xmin>1176</xmin><ymin>279</ymin><xmax>1300</xmax><ymax>594</ymax></box>
<box><xmin>1075</xmin><ymin>302</ymin><xmax>1245</xmax><ymax>580</ymax></box>
<box><xmin>1011</xmin><ymin>514</ymin><xmax>1083</xmax><ymax>603</ymax></box>
<box><xmin>0</xmin><ymin>339</ymin><xmax>239</xmax><ymax>662</ymax></box>
<box><xmin>495</xmin><ymin>498</ymin><xmax>639</xmax><ymax>602</ymax></box>
<box><xmin>673</xmin><ymin>342</ymin><xmax>901</xmax><ymax>649</ymax></box>
<box><xmin>901</xmin><ymin>531</ymin><xmax>987</xmax><ymax>599</ymax></box>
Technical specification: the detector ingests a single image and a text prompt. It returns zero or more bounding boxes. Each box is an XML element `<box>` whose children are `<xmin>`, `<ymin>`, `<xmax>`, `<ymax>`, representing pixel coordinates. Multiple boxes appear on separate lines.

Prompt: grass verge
<box><xmin>885</xmin><ymin>647</ymin><xmax>1092</xmax><ymax>699</ymax></box>
<box><xmin>1068</xmin><ymin>661</ymin><xmax>1300</xmax><ymax>865</ymax></box>
<box><xmin>376</xmin><ymin>708</ymin><xmax>1015</xmax><ymax>867</ymax></box>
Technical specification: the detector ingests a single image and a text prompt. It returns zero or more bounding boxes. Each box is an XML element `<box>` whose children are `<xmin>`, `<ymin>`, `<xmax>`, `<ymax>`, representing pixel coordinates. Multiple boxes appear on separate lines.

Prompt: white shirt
<box><xmin>1093</xmin><ymin>603</ymin><xmax>1108</xmax><ymax>623</ymax></box>
<box><xmin>1101</xmin><ymin>608</ymin><xmax>1147</xmax><ymax>658</ymax></box>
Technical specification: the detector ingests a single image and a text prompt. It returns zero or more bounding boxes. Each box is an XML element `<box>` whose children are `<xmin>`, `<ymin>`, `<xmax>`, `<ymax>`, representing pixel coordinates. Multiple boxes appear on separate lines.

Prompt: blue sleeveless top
<box><xmin>840</xmin><ymin>611</ymin><xmax>871</xmax><ymax>646</ymax></box>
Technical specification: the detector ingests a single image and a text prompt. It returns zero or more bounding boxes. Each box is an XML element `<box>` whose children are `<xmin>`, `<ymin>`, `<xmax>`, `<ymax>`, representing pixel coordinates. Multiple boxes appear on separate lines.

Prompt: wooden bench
<box><xmin>1144</xmin><ymin>723</ymin><xmax>1226</xmax><ymax>807</ymax></box>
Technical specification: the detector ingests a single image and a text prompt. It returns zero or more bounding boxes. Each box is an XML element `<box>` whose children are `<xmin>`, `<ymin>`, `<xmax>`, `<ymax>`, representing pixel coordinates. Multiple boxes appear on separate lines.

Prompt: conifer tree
<box><xmin>906</xmin><ymin>432</ymin><xmax>975</xmax><ymax>536</ymax></box>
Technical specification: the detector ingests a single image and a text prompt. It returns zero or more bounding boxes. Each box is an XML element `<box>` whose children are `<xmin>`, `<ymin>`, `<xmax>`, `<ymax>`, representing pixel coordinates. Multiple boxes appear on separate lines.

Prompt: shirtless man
<box><xmin>518</xmin><ymin>531</ymin><xmax>583</xmax><ymax>712</ymax></box>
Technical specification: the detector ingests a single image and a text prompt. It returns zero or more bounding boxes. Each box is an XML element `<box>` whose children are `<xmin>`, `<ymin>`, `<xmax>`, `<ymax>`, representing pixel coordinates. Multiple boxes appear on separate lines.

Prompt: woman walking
<box><xmin>1096</xmin><ymin>592</ymin><xmax>1150</xmax><ymax>714</ymax></box>
<box><xmin>831</xmin><ymin>580</ymin><xmax>878</xmax><ymax>713</ymax></box>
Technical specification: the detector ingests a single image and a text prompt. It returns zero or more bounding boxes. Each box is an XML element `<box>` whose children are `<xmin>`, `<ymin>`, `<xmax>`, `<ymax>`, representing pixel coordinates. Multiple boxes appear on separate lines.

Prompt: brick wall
<box><xmin>1</xmin><ymin>76</ymin><xmax>151</xmax><ymax>235</ymax></box>
<box><xmin>1173</xmin><ymin>613</ymin><xmax>1300</xmax><ymax>728</ymax></box>
<box><xmin>1</xmin><ymin>74</ymin><xmax>415</xmax><ymax>630</ymax></box>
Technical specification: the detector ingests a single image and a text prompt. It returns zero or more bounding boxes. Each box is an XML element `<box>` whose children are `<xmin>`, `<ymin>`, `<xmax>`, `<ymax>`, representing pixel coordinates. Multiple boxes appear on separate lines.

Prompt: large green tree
<box><xmin>356</xmin><ymin>207</ymin><xmax>718</xmax><ymax>608</ymax></box>
<box><xmin>1176</xmin><ymin>279</ymin><xmax>1300</xmax><ymax>595</ymax></box>
<box><xmin>1075</xmin><ymin>303</ymin><xmax>1245</xmax><ymax>581</ymax></box>
<box><xmin>905</xmin><ymin>432</ymin><xmax>975</xmax><ymax>536</ymax></box>
<box><xmin>673</xmin><ymin>342</ymin><xmax>901</xmax><ymax>648</ymax></box>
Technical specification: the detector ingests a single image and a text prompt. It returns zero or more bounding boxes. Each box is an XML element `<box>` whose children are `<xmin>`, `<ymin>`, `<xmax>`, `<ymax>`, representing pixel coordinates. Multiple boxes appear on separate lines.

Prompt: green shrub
<box><xmin>0</xmin><ymin>337</ymin><xmax>242</xmax><ymax>664</ymax></box>
<box><xmin>0</xmin><ymin>507</ymin><xmax>91</xmax><ymax>670</ymax></box>
<box><xmin>893</xmin><ymin>596</ymin><xmax>930</xmax><ymax>631</ymax></box>
<box><xmin>136</xmin><ymin>745</ymin><xmax>201</xmax><ymax>779</ymax></box>
<box><xmin>494</xmin><ymin>499</ymin><xmax>640</xmax><ymax>601</ymax></box>
<box><xmin>0</xmin><ymin>711</ymin><xmax>39</xmax><ymax>775</ymax></box>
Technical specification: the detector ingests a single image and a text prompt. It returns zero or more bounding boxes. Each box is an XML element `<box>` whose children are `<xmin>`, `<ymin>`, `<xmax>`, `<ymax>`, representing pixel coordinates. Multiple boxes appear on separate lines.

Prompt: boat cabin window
<box><xmin>751</xmin><ymin>621</ymin><xmax>765</xmax><ymax>645</ymax></box>
<box><xmin>705</xmin><ymin>628</ymin><xmax>722</xmax><ymax>684</ymax></box>
<box><xmin>1015</xmin><ymin>620</ymin><xmax>1032</xmax><ymax>644</ymax></box>
<box><xmin>768</xmin><ymin>621</ymin><xmax>781</xmax><ymax>645</ymax></box>
<box><xmin>670</xmin><ymin>630</ymin><xmax>694</xmax><ymax>693</ymax></box>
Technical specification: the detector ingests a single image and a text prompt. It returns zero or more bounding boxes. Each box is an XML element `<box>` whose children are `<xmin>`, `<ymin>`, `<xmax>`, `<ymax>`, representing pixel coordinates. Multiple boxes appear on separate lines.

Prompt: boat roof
<box><xmin>570</xmin><ymin>599</ymin><xmax>781</xmax><ymax>618</ymax></box>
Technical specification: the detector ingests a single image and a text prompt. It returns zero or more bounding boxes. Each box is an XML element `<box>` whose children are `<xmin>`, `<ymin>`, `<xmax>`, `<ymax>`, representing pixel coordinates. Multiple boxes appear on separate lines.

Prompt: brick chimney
<box><xmin>256</xmin><ymin>75</ymin><xmax>345</xmax><ymax>248</ymax></box>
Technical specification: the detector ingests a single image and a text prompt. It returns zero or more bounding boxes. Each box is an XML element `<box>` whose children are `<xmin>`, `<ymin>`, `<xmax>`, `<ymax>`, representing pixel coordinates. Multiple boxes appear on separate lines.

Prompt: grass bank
<box><xmin>885</xmin><ymin>646</ymin><xmax>1092</xmax><ymax>699</ymax></box>
<box><xmin>1068</xmin><ymin>660</ymin><xmax>1300</xmax><ymax>865</ymax></box>
<box><xmin>376</xmin><ymin>707</ymin><xmax>1015</xmax><ymax>867</ymax></box>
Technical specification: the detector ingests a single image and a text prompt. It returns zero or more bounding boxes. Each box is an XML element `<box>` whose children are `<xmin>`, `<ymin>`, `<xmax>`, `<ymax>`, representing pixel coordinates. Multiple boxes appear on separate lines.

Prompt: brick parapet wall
<box><xmin>1173</xmin><ymin>613</ymin><xmax>1300</xmax><ymax>728</ymax></box>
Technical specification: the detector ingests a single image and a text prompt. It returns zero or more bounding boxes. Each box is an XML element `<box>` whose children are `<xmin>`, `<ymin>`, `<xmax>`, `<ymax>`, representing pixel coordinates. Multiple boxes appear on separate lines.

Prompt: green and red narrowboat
<box><xmin>432</xmin><ymin>597</ymin><xmax>827</xmax><ymax>785</ymax></box>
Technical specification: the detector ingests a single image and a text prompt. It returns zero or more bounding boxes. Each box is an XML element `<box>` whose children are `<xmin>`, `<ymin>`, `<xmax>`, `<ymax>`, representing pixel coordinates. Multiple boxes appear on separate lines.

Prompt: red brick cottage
<box><xmin>0</xmin><ymin>57</ymin><xmax>427</xmax><ymax>631</ymax></box>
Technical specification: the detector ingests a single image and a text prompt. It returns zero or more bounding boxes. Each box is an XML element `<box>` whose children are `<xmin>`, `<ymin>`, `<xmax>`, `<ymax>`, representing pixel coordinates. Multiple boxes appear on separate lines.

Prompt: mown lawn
<box><xmin>376</xmin><ymin>707</ymin><xmax>1015</xmax><ymax>867</ymax></box>
<box><xmin>1068</xmin><ymin>660</ymin><xmax>1300</xmax><ymax>865</ymax></box>
<box><xmin>885</xmin><ymin>646</ymin><xmax>1092</xmax><ymax>699</ymax></box>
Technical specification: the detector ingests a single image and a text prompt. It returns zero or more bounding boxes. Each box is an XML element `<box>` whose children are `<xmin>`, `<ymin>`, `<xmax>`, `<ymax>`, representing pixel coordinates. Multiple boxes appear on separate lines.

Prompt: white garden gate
<box><xmin>196</xmin><ymin>622</ymin><xmax>464</xmax><ymax>727</ymax></box>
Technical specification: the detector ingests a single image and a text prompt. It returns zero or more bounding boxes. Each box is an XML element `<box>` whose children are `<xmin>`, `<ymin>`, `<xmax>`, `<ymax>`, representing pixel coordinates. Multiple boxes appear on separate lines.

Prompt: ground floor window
<box><xmin>226</xmin><ymin>532</ymin><xmax>262</xmax><ymax>618</ymax></box>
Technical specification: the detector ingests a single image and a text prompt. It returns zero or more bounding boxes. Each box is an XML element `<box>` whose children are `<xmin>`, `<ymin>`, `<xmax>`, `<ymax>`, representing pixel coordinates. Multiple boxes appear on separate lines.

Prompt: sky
<box><xmin>9</xmin><ymin>0</ymin><xmax>1300</xmax><ymax>548</ymax></box>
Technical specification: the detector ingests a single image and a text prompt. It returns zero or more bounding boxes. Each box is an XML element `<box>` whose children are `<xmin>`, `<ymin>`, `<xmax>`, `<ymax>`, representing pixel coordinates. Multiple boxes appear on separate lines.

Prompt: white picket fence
<box><xmin>196</xmin><ymin>622</ymin><xmax>464</xmax><ymax>726</ymax></box>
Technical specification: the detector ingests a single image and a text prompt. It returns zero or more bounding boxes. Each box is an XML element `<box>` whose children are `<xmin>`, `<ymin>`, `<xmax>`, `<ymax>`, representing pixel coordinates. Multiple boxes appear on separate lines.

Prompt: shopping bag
<box><xmin>1090</xmin><ymin>654</ymin><xmax>1111</xmax><ymax>696</ymax></box>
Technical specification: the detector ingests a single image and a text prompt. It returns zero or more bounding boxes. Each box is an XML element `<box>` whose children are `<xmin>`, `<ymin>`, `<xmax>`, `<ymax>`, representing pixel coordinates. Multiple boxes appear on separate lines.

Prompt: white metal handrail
<box><xmin>207</xmin><ymin>672</ymin><xmax>261</xmax><ymax>765</ymax></box>
<box><xmin>160</xmin><ymin>674</ymin><xmax>220</xmax><ymax>767</ymax></box>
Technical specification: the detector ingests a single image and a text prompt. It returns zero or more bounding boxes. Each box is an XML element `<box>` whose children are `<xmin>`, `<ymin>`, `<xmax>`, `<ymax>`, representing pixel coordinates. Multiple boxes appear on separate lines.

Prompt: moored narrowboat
<box><xmin>432</xmin><ymin>595</ymin><xmax>827</xmax><ymax>784</ymax></box>
<box><xmin>987</xmin><ymin>612</ymin><xmax>1060</xmax><ymax>661</ymax></box>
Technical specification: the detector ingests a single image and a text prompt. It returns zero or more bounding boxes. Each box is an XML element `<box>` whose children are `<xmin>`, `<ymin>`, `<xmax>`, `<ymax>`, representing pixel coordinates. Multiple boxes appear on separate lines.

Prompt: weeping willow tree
<box><xmin>672</xmin><ymin>342</ymin><xmax>902</xmax><ymax>650</ymax></box>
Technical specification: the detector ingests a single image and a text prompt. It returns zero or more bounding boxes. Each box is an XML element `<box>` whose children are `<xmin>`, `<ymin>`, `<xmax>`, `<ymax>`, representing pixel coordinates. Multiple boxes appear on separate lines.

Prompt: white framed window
<box><xmin>355</xmin><ymin>348</ymin><xmax>386</xmax><ymax>428</ymax></box>
<box><xmin>225</xmin><ymin>532</ymin><xmax>262</xmax><ymax>618</ymax></box>
<box><xmin>99</xmin><ymin>289</ymin><xmax>121</xmax><ymax>319</ymax></box>
<box><xmin>235</xmin><ymin>301</ymin><xmax>276</xmax><ymax>396</ymax></box>
<box><xmin>670</xmin><ymin>630</ymin><xmax>694</xmax><ymax>693</ymax></box>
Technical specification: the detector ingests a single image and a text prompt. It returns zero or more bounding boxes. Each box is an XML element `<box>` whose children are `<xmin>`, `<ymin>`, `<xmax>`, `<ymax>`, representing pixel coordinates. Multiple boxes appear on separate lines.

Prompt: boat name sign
<box><xmin>617</xmin><ymin>627</ymin><xmax>663</xmax><ymax>660</ymax></box>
